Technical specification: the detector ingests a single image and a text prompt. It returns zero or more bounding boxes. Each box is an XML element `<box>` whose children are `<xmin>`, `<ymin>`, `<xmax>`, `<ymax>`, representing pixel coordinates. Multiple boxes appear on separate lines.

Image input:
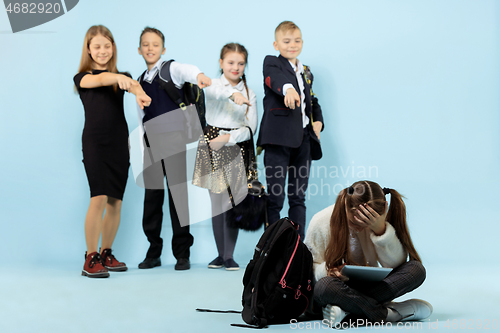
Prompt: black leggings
<box><xmin>313</xmin><ymin>260</ymin><xmax>426</xmax><ymax>322</ymax></box>
<box><xmin>210</xmin><ymin>192</ymin><xmax>239</xmax><ymax>260</ymax></box>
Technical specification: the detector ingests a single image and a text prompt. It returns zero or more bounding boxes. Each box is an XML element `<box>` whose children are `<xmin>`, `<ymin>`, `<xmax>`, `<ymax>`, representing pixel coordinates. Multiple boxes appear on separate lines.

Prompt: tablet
<box><xmin>341</xmin><ymin>265</ymin><xmax>393</xmax><ymax>282</ymax></box>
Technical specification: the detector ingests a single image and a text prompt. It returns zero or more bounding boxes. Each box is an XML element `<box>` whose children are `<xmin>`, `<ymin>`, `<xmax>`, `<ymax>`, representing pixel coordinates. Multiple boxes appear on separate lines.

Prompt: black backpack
<box><xmin>138</xmin><ymin>59</ymin><xmax>207</xmax><ymax>142</ymax></box>
<box><xmin>239</xmin><ymin>217</ymin><xmax>314</xmax><ymax>327</ymax></box>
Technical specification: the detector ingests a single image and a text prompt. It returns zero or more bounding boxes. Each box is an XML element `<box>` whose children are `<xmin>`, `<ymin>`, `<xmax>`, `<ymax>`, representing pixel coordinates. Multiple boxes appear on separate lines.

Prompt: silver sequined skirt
<box><xmin>192</xmin><ymin>125</ymin><xmax>256</xmax><ymax>194</ymax></box>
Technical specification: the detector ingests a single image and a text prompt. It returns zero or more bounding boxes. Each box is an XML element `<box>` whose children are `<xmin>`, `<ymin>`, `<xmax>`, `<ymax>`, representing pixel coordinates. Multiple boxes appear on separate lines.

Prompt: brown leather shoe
<box><xmin>100</xmin><ymin>248</ymin><xmax>128</xmax><ymax>272</ymax></box>
<box><xmin>82</xmin><ymin>252</ymin><xmax>109</xmax><ymax>278</ymax></box>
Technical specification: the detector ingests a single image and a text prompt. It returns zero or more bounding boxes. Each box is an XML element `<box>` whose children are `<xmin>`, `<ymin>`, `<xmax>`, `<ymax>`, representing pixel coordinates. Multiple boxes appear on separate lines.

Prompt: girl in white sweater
<box><xmin>304</xmin><ymin>180</ymin><xmax>432</xmax><ymax>327</ymax></box>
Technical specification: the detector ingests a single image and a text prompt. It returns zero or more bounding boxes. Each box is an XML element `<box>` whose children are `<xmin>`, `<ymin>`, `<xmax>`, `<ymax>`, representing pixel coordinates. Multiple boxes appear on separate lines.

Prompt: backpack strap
<box><xmin>196</xmin><ymin>309</ymin><xmax>267</xmax><ymax>329</ymax></box>
<box><xmin>248</xmin><ymin>219</ymin><xmax>298</xmax><ymax>295</ymax></box>
<box><xmin>253</xmin><ymin>220</ymin><xmax>282</xmax><ymax>258</ymax></box>
<box><xmin>302</xmin><ymin>65</ymin><xmax>316</xmax><ymax>118</ymax></box>
<box><xmin>137</xmin><ymin>70</ymin><xmax>143</xmax><ymax>83</ymax></box>
<box><xmin>158</xmin><ymin>59</ymin><xmax>187</xmax><ymax>110</ymax></box>
<box><xmin>230</xmin><ymin>323</ymin><xmax>268</xmax><ymax>329</ymax></box>
<box><xmin>196</xmin><ymin>308</ymin><xmax>241</xmax><ymax>314</ymax></box>
<box><xmin>254</xmin><ymin>218</ymin><xmax>298</xmax><ymax>255</ymax></box>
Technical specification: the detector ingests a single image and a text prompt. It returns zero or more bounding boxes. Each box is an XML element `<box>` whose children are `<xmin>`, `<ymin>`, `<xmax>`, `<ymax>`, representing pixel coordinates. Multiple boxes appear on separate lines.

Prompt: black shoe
<box><xmin>208</xmin><ymin>256</ymin><xmax>224</xmax><ymax>269</ymax></box>
<box><xmin>175</xmin><ymin>258</ymin><xmax>190</xmax><ymax>270</ymax></box>
<box><xmin>224</xmin><ymin>258</ymin><xmax>239</xmax><ymax>271</ymax></box>
<box><xmin>138</xmin><ymin>257</ymin><xmax>161</xmax><ymax>269</ymax></box>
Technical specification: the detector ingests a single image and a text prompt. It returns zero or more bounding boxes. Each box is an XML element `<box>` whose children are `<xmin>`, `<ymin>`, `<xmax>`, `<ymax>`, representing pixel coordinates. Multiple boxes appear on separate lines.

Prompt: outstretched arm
<box><xmin>197</xmin><ymin>73</ymin><xmax>211</xmax><ymax>88</ymax></box>
<box><xmin>77</xmin><ymin>72</ymin><xmax>151</xmax><ymax>109</ymax></box>
<box><xmin>284</xmin><ymin>88</ymin><xmax>301</xmax><ymax>109</ymax></box>
<box><xmin>169</xmin><ymin>62</ymin><xmax>211</xmax><ymax>88</ymax></box>
<box><xmin>128</xmin><ymin>83</ymin><xmax>151</xmax><ymax>110</ymax></box>
<box><xmin>79</xmin><ymin>72</ymin><xmax>133</xmax><ymax>89</ymax></box>
<box><xmin>263</xmin><ymin>56</ymin><xmax>300</xmax><ymax>109</ymax></box>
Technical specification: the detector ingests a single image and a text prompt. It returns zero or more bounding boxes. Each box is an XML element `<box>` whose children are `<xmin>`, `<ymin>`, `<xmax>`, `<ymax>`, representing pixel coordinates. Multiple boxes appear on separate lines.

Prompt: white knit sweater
<box><xmin>304</xmin><ymin>205</ymin><xmax>407</xmax><ymax>283</ymax></box>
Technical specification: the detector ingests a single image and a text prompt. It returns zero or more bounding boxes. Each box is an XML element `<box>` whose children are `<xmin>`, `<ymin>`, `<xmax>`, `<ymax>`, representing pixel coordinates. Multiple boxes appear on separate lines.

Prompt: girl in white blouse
<box><xmin>193</xmin><ymin>43</ymin><xmax>257</xmax><ymax>270</ymax></box>
<box><xmin>304</xmin><ymin>181</ymin><xmax>432</xmax><ymax>327</ymax></box>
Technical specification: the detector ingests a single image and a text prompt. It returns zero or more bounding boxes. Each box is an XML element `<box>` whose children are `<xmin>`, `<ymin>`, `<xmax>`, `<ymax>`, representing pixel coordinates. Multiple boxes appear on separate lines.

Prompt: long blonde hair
<box><xmin>325</xmin><ymin>181</ymin><xmax>422</xmax><ymax>271</ymax></box>
<box><xmin>78</xmin><ymin>25</ymin><xmax>118</xmax><ymax>74</ymax></box>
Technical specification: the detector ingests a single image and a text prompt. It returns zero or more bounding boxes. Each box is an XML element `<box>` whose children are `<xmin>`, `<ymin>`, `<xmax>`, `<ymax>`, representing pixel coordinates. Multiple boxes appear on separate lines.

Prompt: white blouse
<box><xmin>204</xmin><ymin>74</ymin><xmax>258</xmax><ymax>145</ymax></box>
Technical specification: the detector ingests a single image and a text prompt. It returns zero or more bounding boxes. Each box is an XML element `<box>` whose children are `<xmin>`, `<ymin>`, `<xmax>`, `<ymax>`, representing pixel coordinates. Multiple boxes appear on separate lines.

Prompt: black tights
<box><xmin>313</xmin><ymin>260</ymin><xmax>426</xmax><ymax>322</ymax></box>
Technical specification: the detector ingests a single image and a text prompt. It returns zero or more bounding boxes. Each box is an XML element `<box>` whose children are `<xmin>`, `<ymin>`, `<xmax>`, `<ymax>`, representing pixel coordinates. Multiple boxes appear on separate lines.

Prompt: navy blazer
<box><xmin>257</xmin><ymin>54</ymin><xmax>323</xmax><ymax>150</ymax></box>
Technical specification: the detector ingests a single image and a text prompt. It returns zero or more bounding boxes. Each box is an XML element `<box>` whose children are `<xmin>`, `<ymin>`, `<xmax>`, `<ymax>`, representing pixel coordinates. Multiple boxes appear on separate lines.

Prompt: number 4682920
<box><xmin>443</xmin><ymin>319</ymin><xmax>498</xmax><ymax>330</ymax></box>
<box><xmin>5</xmin><ymin>3</ymin><xmax>61</xmax><ymax>14</ymax></box>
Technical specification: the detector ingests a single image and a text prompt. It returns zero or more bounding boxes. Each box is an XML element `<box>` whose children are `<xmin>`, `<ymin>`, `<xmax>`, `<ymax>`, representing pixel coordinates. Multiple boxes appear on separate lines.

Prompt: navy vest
<box><xmin>140</xmin><ymin>72</ymin><xmax>185</xmax><ymax>133</ymax></box>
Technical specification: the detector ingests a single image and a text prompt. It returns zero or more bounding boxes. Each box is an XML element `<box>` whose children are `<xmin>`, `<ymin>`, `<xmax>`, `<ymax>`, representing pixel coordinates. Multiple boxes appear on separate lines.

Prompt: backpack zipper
<box><xmin>279</xmin><ymin>235</ymin><xmax>300</xmax><ymax>288</ymax></box>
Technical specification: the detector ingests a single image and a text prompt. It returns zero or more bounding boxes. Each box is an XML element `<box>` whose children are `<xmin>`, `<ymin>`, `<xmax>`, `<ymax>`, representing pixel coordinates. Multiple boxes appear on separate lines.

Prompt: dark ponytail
<box><xmin>241</xmin><ymin>73</ymin><xmax>250</xmax><ymax>118</ymax></box>
<box><xmin>325</xmin><ymin>189</ymin><xmax>350</xmax><ymax>270</ymax></box>
<box><xmin>386</xmin><ymin>189</ymin><xmax>422</xmax><ymax>263</ymax></box>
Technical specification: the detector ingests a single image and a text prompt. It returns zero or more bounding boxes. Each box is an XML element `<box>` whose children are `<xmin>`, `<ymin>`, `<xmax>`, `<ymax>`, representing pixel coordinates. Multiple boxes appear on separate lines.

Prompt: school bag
<box><xmin>226</xmin><ymin>126</ymin><xmax>268</xmax><ymax>232</ymax></box>
<box><xmin>138</xmin><ymin>59</ymin><xmax>207</xmax><ymax>142</ymax></box>
<box><xmin>238</xmin><ymin>217</ymin><xmax>314</xmax><ymax>328</ymax></box>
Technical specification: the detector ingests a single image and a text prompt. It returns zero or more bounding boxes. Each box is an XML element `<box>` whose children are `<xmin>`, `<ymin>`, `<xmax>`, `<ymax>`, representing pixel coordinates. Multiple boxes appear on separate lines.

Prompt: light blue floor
<box><xmin>1</xmin><ymin>262</ymin><xmax>499</xmax><ymax>333</ymax></box>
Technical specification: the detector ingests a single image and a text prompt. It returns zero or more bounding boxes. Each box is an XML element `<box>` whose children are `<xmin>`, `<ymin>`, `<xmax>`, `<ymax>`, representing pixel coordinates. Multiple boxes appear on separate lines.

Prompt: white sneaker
<box><xmin>387</xmin><ymin>299</ymin><xmax>433</xmax><ymax>321</ymax></box>
<box><xmin>323</xmin><ymin>305</ymin><xmax>348</xmax><ymax>327</ymax></box>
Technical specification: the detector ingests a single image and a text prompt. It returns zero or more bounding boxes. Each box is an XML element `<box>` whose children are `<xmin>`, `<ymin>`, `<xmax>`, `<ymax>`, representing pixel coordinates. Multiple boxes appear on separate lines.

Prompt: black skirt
<box><xmin>82</xmin><ymin>130</ymin><xmax>129</xmax><ymax>200</ymax></box>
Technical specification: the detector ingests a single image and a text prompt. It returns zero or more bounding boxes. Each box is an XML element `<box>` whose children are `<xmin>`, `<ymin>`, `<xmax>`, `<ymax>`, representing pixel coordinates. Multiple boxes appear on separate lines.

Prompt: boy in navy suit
<box><xmin>257</xmin><ymin>21</ymin><xmax>324</xmax><ymax>239</ymax></box>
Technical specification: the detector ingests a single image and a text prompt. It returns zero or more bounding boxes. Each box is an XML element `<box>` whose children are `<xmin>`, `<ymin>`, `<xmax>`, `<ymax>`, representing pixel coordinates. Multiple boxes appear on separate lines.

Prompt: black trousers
<box><xmin>313</xmin><ymin>260</ymin><xmax>426</xmax><ymax>322</ymax></box>
<box><xmin>142</xmin><ymin>132</ymin><xmax>193</xmax><ymax>259</ymax></box>
<box><xmin>264</xmin><ymin>127</ymin><xmax>311</xmax><ymax>239</ymax></box>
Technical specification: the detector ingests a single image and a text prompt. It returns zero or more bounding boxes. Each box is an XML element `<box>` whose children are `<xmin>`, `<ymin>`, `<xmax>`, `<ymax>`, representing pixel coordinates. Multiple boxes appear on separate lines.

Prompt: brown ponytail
<box><xmin>386</xmin><ymin>189</ymin><xmax>422</xmax><ymax>262</ymax></box>
<box><xmin>325</xmin><ymin>189</ymin><xmax>350</xmax><ymax>271</ymax></box>
<box><xmin>241</xmin><ymin>73</ymin><xmax>250</xmax><ymax>118</ymax></box>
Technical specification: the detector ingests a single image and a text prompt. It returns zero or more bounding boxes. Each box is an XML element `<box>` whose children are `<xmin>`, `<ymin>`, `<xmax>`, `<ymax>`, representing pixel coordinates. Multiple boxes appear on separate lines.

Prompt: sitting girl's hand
<box><xmin>354</xmin><ymin>202</ymin><xmax>388</xmax><ymax>236</ymax></box>
<box><xmin>209</xmin><ymin>134</ymin><xmax>230</xmax><ymax>151</ymax></box>
<box><xmin>116</xmin><ymin>74</ymin><xmax>135</xmax><ymax>91</ymax></box>
<box><xmin>136</xmin><ymin>92</ymin><xmax>151</xmax><ymax>110</ymax></box>
<box><xmin>230</xmin><ymin>92</ymin><xmax>251</xmax><ymax>106</ymax></box>
<box><xmin>328</xmin><ymin>264</ymin><xmax>349</xmax><ymax>282</ymax></box>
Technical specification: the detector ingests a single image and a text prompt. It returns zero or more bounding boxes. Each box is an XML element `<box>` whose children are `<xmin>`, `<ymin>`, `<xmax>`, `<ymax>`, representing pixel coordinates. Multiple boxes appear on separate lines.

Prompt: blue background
<box><xmin>0</xmin><ymin>0</ymin><xmax>499</xmax><ymax>269</ymax></box>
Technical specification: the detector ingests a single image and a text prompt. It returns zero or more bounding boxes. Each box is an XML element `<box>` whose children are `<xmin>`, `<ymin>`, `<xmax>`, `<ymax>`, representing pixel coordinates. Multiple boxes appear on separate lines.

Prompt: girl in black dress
<box><xmin>74</xmin><ymin>25</ymin><xmax>151</xmax><ymax>278</ymax></box>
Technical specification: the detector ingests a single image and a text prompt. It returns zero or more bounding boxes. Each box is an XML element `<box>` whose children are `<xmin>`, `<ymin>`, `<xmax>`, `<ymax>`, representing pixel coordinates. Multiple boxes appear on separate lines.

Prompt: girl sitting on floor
<box><xmin>304</xmin><ymin>180</ymin><xmax>432</xmax><ymax>327</ymax></box>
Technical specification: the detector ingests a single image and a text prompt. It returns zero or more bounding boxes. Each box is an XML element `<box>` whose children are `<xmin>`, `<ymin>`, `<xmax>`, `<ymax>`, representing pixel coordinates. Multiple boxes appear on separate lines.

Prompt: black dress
<box><xmin>74</xmin><ymin>70</ymin><xmax>130</xmax><ymax>200</ymax></box>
